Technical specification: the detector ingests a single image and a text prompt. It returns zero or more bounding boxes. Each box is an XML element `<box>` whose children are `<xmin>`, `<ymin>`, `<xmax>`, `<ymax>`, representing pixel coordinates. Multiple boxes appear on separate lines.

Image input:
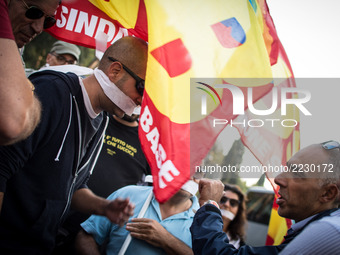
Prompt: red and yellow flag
<box><xmin>90</xmin><ymin>0</ymin><xmax>288</xmax><ymax>201</ymax></box>
<box><xmin>48</xmin><ymin>0</ymin><xmax>298</xmax><ymax>243</ymax></box>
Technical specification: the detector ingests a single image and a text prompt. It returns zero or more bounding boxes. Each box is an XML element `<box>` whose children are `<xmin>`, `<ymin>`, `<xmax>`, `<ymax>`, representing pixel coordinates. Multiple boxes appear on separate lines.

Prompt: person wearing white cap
<box><xmin>75</xmin><ymin>178</ymin><xmax>199</xmax><ymax>255</ymax></box>
<box><xmin>46</xmin><ymin>40</ymin><xmax>81</xmax><ymax>66</ymax></box>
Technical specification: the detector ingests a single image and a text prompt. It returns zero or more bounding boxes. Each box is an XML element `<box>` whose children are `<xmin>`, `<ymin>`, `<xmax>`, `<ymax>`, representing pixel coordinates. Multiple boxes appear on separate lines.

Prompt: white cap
<box><xmin>50</xmin><ymin>40</ymin><xmax>81</xmax><ymax>61</ymax></box>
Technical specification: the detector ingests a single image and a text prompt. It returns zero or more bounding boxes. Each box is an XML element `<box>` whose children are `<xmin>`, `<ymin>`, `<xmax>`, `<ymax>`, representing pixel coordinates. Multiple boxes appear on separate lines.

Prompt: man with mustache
<box><xmin>190</xmin><ymin>141</ymin><xmax>340</xmax><ymax>254</ymax></box>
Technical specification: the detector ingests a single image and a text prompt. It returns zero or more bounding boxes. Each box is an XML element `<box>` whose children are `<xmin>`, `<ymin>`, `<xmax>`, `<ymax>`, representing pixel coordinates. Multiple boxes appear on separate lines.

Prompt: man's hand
<box><xmin>126</xmin><ymin>218</ymin><xmax>193</xmax><ymax>255</ymax></box>
<box><xmin>104</xmin><ymin>198</ymin><xmax>135</xmax><ymax>226</ymax></box>
<box><xmin>71</xmin><ymin>189</ymin><xmax>134</xmax><ymax>226</ymax></box>
<box><xmin>198</xmin><ymin>179</ymin><xmax>224</xmax><ymax>206</ymax></box>
<box><xmin>125</xmin><ymin>218</ymin><xmax>166</xmax><ymax>247</ymax></box>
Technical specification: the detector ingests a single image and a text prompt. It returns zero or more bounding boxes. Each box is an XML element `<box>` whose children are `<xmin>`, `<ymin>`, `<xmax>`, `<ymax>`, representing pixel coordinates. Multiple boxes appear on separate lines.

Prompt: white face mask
<box><xmin>94</xmin><ymin>68</ymin><xmax>137</xmax><ymax>116</ymax></box>
<box><xmin>220</xmin><ymin>209</ymin><xmax>235</xmax><ymax>221</ymax></box>
<box><xmin>181</xmin><ymin>180</ymin><xmax>199</xmax><ymax>196</ymax></box>
<box><xmin>133</xmin><ymin>105</ymin><xmax>141</xmax><ymax>115</ymax></box>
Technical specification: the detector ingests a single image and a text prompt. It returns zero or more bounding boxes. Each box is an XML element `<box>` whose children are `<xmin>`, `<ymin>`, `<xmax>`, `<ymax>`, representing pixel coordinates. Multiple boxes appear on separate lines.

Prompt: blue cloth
<box><xmin>190</xmin><ymin>205</ymin><xmax>338</xmax><ymax>255</ymax></box>
<box><xmin>288</xmin><ymin>214</ymin><xmax>314</xmax><ymax>234</ymax></box>
<box><xmin>81</xmin><ymin>186</ymin><xmax>199</xmax><ymax>255</ymax></box>
<box><xmin>280</xmin><ymin>209</ymin><xmax>340</xmax><ymax>255</ymax></box>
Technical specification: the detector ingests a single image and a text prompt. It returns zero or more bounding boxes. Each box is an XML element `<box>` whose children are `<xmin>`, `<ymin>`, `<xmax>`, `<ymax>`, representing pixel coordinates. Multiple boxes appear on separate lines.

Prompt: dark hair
<box><xmin>223</xmin><ymin>184</ymin><xmax>247</xmax><ymax>243</ymax></box>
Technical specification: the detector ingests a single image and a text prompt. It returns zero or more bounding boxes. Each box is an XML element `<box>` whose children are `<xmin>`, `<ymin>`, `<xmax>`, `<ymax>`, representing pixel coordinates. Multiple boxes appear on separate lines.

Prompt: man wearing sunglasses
<box><xmin>190</xmin><ymin>141</ymin><xmax>340</xmax><ymax>255</ymax></box>
<box><xmin>7</xmin><ymin>0</ymin><xmax>60</xmax><ymax>48</ymax></box>
<box><xmin>45</xmin><ymin>40</ymin><xmax>81</xmax><ymax>66</ymax></box>
<box><xmin>0</xmin><ymin>36</ymin><xmax>147</xmax><ymax>254</ymax></box>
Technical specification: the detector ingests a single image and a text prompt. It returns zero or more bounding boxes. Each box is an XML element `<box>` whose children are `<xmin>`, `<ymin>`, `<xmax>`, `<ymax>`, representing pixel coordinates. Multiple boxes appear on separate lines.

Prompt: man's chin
<box><xmin>16</xmin><ymin>40</ymin><xmax>25</xmax><ymax>49</ymax></box>
<box><xmin>15</xmin><ymin>34</ymin><xmax>34</xmax><ymax>48</ymax></box>
<box><xmin>277</xmin><ymin>207</ymin><xmax>289</xmax><ymax>219</ymax></box>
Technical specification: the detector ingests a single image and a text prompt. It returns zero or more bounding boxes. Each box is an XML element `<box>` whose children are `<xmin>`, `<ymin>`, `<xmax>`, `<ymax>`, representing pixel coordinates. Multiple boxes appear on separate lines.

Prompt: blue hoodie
<box><xmin>0</xmin><ymin>70</ymin><xmax>108</xmax><ymax>254</ymax></box>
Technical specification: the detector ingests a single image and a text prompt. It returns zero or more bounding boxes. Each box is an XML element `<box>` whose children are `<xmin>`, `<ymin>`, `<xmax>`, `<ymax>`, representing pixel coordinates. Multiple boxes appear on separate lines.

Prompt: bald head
<box><xmin>99</xmin><ymin>36</ymin><xmax>148</xmax><ymax>78</ymax></box>
<box><xmin>288</xmin><ymin>143</ymin><xmax>340</xmax><ymax>185</ymax></box>
<box><xmin>274</xmin><ymin>142</ymin><xmax>340</xmax><ymax>220</ymax></box>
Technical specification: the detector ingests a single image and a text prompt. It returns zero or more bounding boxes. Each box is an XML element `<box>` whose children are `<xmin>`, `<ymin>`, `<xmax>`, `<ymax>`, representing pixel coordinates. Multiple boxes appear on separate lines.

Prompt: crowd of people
<box><xmin>1</xmin><ymin>0</ymin><xmax>339</xmax><ymax>254</ymax></box>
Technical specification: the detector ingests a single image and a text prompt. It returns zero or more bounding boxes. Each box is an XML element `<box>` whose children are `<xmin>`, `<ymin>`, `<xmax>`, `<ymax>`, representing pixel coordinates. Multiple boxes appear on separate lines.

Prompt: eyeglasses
<box><xmin>322</xmin><ymin>140</ymin><xmax>340</xmax><ymax>150</ymax></box>
<box><xmin>220</xmin><ymin>196</ymin><xmax>240</xmax><ymax>207</ymax></box>
<box><xmin>108</xmin><ymin>57</ymin><xmax>145</xmax><ymax>96</ymax></box>
<box><xmin>21</xmin><ymin>0</ymin><xmax>57</xmax><ymax>29</ymax></box>
<box><xmin>50</xmin><ymin>52</ymin><xmax>77</xmax><ymax>65</ymax></box>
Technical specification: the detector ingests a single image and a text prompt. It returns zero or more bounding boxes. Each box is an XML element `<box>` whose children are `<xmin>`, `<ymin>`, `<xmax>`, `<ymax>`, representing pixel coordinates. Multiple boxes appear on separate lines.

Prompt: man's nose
<box><xmin>31</xmin><ymin>18</ymin><xmax>45</xmax><ymax>35</ymax></box>
<box><xmin>274</xmin><ymin>172</ymin><xmax>287</xmax><ymax>186</ymax></box>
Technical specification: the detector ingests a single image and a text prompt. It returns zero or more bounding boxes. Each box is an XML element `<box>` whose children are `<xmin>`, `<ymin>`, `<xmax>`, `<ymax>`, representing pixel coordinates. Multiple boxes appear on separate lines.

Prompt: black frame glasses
<box><xmin>21</xmin><ymin>0</ymin><xmax>56</xmax><ymax>29</ymax></box>
<box><xmin>322</xmin><ymin>140</ymin><xmax>340</xmax><ymax>150</ymax></box>
<box><xmin>220</xmin><ymin>196</ymin><xmax>240</xmax><ymax>207</ymax></box>
<box><xmin>108</xmin><ymin>57</ymin><xmax>145</xmax><ymax>96</ymax></box>
<box><xmin>50</xmin><ymin>52</ymin><xmax>77</xmax><ymax>65</ymax></box>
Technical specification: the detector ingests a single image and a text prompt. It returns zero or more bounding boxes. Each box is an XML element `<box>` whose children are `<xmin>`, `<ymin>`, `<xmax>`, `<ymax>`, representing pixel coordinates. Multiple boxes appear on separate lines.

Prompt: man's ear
<box><xmin>107</xmin><ymin>62</ymin><xmax>123</xmax><ymax>81</ymax></box>
<box><xmin>46</xmin><ymin>53</ymin><xmax>53</xmax><ymax>64</ymax></box>
<box><xmin>320</xmin><ymin>184</ymin><xmax>339</xmax><ymax>204</ymax></box>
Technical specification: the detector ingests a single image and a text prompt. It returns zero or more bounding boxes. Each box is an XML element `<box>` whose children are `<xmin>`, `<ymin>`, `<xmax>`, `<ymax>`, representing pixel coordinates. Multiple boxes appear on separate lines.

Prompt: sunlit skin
<box><xmin>7</xmin><ymin>0</ymin><xmax>60</xmax><ymax>48</ymax></box>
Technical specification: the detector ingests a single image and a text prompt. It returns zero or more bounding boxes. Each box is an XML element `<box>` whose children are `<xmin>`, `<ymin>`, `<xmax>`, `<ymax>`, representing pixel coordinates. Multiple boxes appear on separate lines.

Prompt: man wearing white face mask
<box><xmin>0</xmin><ymin>36</ymin><xmax>147</xmax><ymax>254</ymax></box>
<box><xmin>75</xmin><ymin>178</ymin><xmax>199</xmax><ymax>255</ymax></box>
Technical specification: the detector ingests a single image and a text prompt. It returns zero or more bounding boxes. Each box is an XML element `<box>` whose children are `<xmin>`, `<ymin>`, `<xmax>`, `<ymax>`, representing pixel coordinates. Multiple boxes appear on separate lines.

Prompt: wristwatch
<box><xmin>203</xmin><ymin>200</ymin><xmax>220</xmax><ymax>209</ymax></box>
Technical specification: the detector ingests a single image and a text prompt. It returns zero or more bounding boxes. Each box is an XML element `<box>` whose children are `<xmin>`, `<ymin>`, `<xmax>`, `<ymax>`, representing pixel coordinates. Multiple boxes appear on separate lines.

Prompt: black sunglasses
<box><xmin>322</xmin><ymin>140</ymin><xmax>340</xmax><ymax>150</ymax></box>
<box><xmin>108</xmin><ymin>57</ymin><xmax>145</xmax><ymax>96</ymax></box>
<box><xmin>21</xmin><ymin>0</ymin><xmax>56</xmax><ymax>29</ymax></box>
<box><xmin>51</xmin><ymin>52</ymin><xmax>77</xmax><ymax>65</ymax></box>
<box><xmin>220</xmin><ymin>196</ymin><xmax>240</xmax><ymax>207</ymax></box>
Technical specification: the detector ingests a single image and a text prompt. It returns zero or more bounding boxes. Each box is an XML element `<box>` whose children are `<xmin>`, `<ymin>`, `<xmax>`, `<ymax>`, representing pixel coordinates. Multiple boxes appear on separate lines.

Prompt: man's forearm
<box><xmin>71</xmin><ymin>188</ymin><xmax>109</xmax><ymax>215</ymax></box>
<box><xmin>75</xmin><ymin>229</ymin><xmax>101</xmax><ymax>255</ymax></box>
<box><xmin>72</xmin><ymin>188</ymin><xmax>134</xmax><ymax>227</ymax></box>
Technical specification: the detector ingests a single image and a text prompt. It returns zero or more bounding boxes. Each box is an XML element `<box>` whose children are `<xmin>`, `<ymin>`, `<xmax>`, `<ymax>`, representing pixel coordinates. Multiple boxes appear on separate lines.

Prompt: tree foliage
<box><xmin>201</xmin><ymin>138</ymin><xmax>247</xmax><ymax>192</ymax></box>
<box><xmin>23</xmin><ymin>32</ymin><xmax>96</xmax><ymax>69</ymax></box>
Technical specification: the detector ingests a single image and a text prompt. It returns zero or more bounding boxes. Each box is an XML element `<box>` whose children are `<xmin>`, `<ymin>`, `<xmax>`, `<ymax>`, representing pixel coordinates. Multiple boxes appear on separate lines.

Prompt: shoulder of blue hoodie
<box><xmin>0</xmin><ymin>70</ymin><xmax>82</xmax><ymax>191</ymax></box>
